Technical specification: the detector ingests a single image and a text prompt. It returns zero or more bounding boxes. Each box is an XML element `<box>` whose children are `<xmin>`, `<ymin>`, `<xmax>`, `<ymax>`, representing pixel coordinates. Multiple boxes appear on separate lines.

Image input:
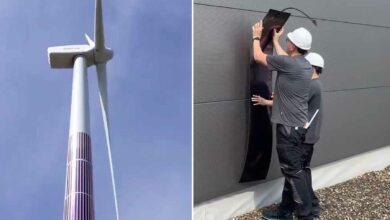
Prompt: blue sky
<box><xmin>0</xmin><ymin>0</ymin><xmax>191</xmax><ymax>219</ymax></box>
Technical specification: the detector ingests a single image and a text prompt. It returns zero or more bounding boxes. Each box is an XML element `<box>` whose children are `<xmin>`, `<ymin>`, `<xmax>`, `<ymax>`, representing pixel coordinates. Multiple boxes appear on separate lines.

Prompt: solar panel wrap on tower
<box><xmin>0</xmin><ymin>0</ymin><xmax>192</xmax><ymax>219</ymax></box>
<box><xmin>48</xmin><ymin>1</ymin><xmax>118</xmax><ymax>219</ymax></box>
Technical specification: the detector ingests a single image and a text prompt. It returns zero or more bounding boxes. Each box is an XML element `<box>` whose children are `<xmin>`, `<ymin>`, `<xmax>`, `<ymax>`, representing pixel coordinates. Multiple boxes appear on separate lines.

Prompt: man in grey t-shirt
<box><xmin>252</xmin><ymin>21</ymin><xmax>315</xmax><ymax>220</ymax></box>
<box><xmin>252</xmin><ymin>52</ymin><xmax>325</xmax><ymax>219</ymax></box>
<box><xmin>268</xmin><ymin>55</ymin><xmax>312</xmax><ymax>127</ymax></box>
<box><xmin>301</xmin><ymin>52</ymin><xmax>324</xmax><ymax>218</ymax></box>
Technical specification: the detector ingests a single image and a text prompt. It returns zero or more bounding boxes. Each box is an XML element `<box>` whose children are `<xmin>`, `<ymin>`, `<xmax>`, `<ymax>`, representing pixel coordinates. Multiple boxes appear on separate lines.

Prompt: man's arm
<box><xmin>272</xmin><ymin>28</ymin><xmax>288</xmax><ymax>56</ymax></box>
<box><xmin>251</xmin><ymin>95</ymin><xmax>273</xmax><ymax>106</ymax></box>
<box><xmin>252</xmin><ymin>20</ymin><xmax>268</xmax><ymax>66</ymax></box>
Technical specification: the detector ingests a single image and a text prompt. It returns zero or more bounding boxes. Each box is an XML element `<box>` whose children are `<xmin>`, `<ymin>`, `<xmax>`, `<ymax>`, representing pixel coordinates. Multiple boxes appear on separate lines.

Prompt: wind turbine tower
<box><xmin>47</xmin><ymin>0</ymin><xmax>119</xmax><ymax>219</ymax></box>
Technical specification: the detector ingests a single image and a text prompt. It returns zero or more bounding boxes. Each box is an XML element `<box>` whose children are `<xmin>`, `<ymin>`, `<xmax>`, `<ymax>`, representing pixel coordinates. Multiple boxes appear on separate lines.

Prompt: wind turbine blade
<box><xmin>96</xmin><ymin>63</ymin><xmax>119</xmax><ymax>220</ymax></box>
<box><xmin>95</xmin><ymin>0</ymin><xmax>105</xmax><ymax>51</ymax></box>
<box><xmin>85</xmin><ymin>33</ymin><xmax>95</xmax><ymax>47</ymax></box>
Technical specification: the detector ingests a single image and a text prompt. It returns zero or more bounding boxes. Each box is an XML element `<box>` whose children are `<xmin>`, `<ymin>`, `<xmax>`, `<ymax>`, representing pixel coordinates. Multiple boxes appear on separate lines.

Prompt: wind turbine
<box><xmin>47</xmin><ymin>0</ymin><xmax>119</xmax><ymax>219</ymax></box>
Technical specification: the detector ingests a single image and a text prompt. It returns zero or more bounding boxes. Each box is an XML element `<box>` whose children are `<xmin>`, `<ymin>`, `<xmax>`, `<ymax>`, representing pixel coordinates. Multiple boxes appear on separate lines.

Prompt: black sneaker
<box><xmin>312</xmin><ymin>206</ymin><xmax>320</xmax><ymax>219</ymax></box>
<box><xmin>261</xmin><ymin>207</ymin><xmax>293</xmax><ymax>220</ymax></box>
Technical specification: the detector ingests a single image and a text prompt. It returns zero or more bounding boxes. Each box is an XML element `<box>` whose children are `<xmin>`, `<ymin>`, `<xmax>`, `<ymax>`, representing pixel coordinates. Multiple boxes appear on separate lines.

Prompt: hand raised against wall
<box><xmin>252</xmin><ymin>20</ymin><xmax>263</xmax><ymax>38</ymax></box>
<box><xmin>251</xmin><ymin>95</ymin><xmax>273</xmax><ymax>106</ymax></box>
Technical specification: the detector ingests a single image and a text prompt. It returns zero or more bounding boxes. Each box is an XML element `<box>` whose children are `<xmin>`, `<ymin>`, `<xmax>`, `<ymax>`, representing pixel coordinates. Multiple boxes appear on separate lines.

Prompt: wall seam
<box><xmin>194</xmin><ymin>85</ymin><xmax>390</xmax><ymax>105</ymax></box>
<box><xmin>194</xmin><ymin>3</ymin><xmax>390</xmax><ymax>29</ymax></box>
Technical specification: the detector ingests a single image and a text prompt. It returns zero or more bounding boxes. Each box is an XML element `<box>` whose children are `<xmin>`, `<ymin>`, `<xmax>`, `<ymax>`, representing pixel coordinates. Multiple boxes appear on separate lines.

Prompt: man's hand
<box><xmin>251</xmin><ymin>95</ymin><xmax>272</xmax><ymax>106</ymax></box>
<box><xmin>252</xmin><ymin>20</ymin><xmax>267</xmax><ymax>65</ymax></box>
<box><xmin>273</xmin><ymin>27</ymin><xmax>284</xmax><ymax>42</ymax></box>
<box><xmin>272</xmin><ymin>27</ymin><xmax>288</xmax><ymax>56</ymax></box>
<box><xmin>252</xmin><ymin>20</ymin><xmax>263</xmax><ymax>38</ymax></box>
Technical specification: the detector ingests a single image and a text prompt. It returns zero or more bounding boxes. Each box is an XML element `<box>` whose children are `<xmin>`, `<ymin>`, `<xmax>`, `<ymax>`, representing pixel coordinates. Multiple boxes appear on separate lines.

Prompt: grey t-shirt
<box><xmin>267</xmin><ymin>55</ymin><xmax>312</xmax><ymax>127</ymax></box>
<box><xmin>304</xmin><ymin>79</ymin><xmax>323</xmax><ymax>144</ymax></box>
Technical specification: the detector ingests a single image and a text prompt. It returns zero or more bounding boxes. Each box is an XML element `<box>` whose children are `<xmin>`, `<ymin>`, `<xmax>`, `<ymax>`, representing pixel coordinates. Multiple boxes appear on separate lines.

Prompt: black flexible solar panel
<box><xmin>260</xmin><ymin>9</ymin><xmax>291</xmax><ymax>50</ymax></box>
<box><xmin>240</xmin><ymin>9</ymin><xmax>290</xmax><ymax>183</ymax></box>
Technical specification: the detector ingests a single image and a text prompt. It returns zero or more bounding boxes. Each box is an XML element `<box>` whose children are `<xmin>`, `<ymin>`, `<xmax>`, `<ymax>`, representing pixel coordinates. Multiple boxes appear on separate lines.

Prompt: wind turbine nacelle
<box><xmin>48</xmin><ymin>45</ymin><xmax>94</xmax><ymax>69</ymax></box>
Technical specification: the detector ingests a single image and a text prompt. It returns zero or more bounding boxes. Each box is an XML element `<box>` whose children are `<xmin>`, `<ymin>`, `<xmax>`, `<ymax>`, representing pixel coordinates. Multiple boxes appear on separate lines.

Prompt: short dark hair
<box><xmin>313</xmin><ymin>66</ymin><xmax>323</xmax><ymax>74</ymax></box>
<box><xmin>297</xmin><ymin>47</ymin><xmax>308</xmax><ymax>55</ymax></box>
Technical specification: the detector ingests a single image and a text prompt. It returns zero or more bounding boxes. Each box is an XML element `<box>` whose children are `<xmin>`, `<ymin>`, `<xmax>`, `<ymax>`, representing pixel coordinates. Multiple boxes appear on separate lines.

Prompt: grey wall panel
<box><xmin>282</xmin><ymin>19</ymin><xmax>390</xmax><ymax>93</ymax></box>
<box><xmin>193</xmin><ymin>100</ymin><xmax>283</xmax><ymax>203</ymax></box>
<box><xmin>194</xmin><ymin>87</ymin><xmax>390</xmax><ymax>204</ymax></box>
<box><xmin>194</xmin><ymin>0</ymin><xmax>390</xmax><ymax>28</ymax></box>
<box><xmin>193</xmin><ymin>100</ymin><xmax>249</xmax><ymax>203</ymax></box>
<box><xmin>194</xmin><ymin>7</ymin><xmax>255</xmax><ymax>103</ymax></box>
<box><xmin>313</xmin><ymin>87</ymin><xmax>390</xmax><ymax>165</ymax></box>
<box><xmin>194</xmin><ymin>5</ymin><xmax>390</xmax><ymax>103</ymax></box>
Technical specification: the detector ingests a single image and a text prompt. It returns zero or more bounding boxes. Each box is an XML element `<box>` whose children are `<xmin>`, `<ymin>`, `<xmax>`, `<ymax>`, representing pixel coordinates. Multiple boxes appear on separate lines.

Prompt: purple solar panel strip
<box><xmin>64</xmin><ymin>132</ymin><xmax>94</xmax><ymax>220</ymax></box>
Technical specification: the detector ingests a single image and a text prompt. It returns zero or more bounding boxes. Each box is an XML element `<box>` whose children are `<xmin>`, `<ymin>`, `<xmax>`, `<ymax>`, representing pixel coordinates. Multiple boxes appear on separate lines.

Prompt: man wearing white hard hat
<box><xmin>299</xmin><ymin>52</ymin><xmax>324</xmax><ymax>219</ymax></box>
<box><xmin>251</xmin><ymin>52</ymin><xmax>324</xmax><ymax>220</ymax></box>
<box><xmin>252</xmin><ymin>21</ymin><xmax>314</xmax><ymax>220</ymax></box>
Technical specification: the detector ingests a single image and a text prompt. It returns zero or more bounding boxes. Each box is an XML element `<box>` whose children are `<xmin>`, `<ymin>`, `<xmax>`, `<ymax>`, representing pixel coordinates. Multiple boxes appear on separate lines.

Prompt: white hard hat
<box><xmin>305</xmin><ymin>52</ymin><xmax>324</xmax><ymax>68</ymax></box>
<box><xmin>287</xmin><ymin>27</ymin><xmax>312</xmax><ymax>50</ymax></box>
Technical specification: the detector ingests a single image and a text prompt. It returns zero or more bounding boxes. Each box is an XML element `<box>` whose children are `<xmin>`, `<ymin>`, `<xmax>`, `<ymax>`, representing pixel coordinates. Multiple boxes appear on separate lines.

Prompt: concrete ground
<box><xmin>233</xmin><ymin>166</ymin><xmax>390</xmax><ymax>220</ymax></box>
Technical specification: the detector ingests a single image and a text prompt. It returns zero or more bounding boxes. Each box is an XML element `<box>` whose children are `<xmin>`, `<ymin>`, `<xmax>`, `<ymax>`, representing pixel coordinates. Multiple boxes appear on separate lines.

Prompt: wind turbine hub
<box><xmin>94</xmin><ymin>48</ymin><xmax>113</xmax><ymax>64</ymax></box>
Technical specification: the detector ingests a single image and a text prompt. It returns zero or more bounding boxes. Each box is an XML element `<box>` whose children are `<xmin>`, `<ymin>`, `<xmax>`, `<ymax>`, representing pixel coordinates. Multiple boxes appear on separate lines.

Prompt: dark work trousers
<box><xmin>300</xmin><ymin>143</ymin><xmax>320</xmax><ymax>216</ymax></box>
<box><xmin>279</xmin><ymin>142</ymin><xmax>320</xmax><ymax>217</ymax></box>
<box><xmin>276</xmin><ymin>124</ymin><xmax>314</xmax><ymax>220</ymax></box>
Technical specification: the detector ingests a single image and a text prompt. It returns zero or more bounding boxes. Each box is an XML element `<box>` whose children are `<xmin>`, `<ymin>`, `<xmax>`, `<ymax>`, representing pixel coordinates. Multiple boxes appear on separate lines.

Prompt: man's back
<box><xmin>267</xmin><ymin>55</ymin><xmax>312</xmax><ymax>127</ymax></box>
<box><xmin>305</xmin><ymin>79</ymin><xmax>323</xmax><ymax>144</ymax></box>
